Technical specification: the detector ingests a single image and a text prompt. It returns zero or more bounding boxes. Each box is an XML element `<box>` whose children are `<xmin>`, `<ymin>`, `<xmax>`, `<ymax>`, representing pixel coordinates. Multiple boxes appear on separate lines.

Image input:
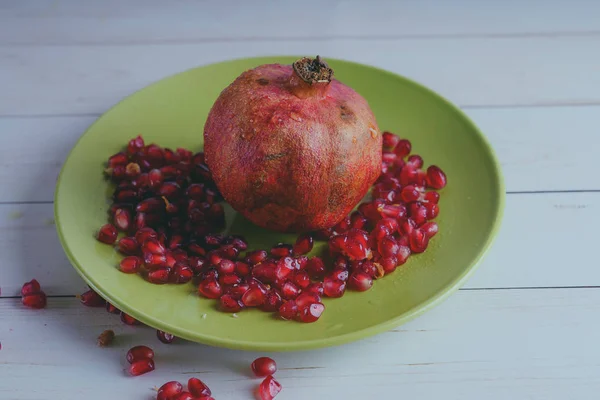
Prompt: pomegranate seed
<box><xmin>399</xmin><ymin>166</ymin><xmax>418</xmax><ymax>186</ymax></box>
<box><xmin>135</xmin><ymin>212</ymin><xmax>148</xmax><ymax>229</ymax></box>
<box><xmin>119</xmin><ymin>256</ymin><xmax>142</xmax><ymax>273</ymax></box>
<box><xmin>148</xmin><ymin>168</ymin><xmax>163</xmax><ymax>189</ymax></box>
<box><xmin>188</xmin><ymin>243</ymin><xmax>207</xmax><ymax>256</ymax></box>
<box><xmin>80</xmin><ymin>289</ymin><xmax>105</xmax><ymax>307</ymax></box>
<box><xmin>157</xmin><ymin>381</ymin><xmax>183</xmax><ymax>400</ymax></box>
<box><xmin>281</xmin><ymin>281</ymin><xmax>300</xmax><ymax>300</ymax></box>
<box><xmin>298</xmin><ymin>302</ymin><xmax>325</xmax><ymax>323</ymax></box>
<box><xmin>115</xmin><ymin>189</ymin><xmax>137</xmax><ymax>203</ymax></box>
<box><xmin>382</xmin><ymin>131</ymin><xmax>400</xmax><ymax>150</ymax></box>
<box><xmin>228</xmin><ymin>236</ymin><xmax>248</xmax><ymax>251</ymax></box>
<box><xmin>323</xmin><ymin>277</ymin><xmax>346</xmax><ymax>298</ymax></box>
<box><xmin>217</xmin><ymin>259</ymin><xmax>236</xmax><ymax>275</ymax></box>
<box><xmin>350</xmin><ymin>211</ymin><xmax>368</xmax><ymax>229</ymax></box>
<box><xmin>252</xmin><ymin>357</ymin><xmax>277</xmax><ymax>377</ymax></box>
<box><xmin>147</xmin><ymin>267</ymin><xmax>171</xmax><ymax>284</ymax></box>
<box><xmin>108</xmin><ymin>152</ymin><xmax>128</xmax><ymax>167</ymax></box>
<box><xmin>219</xmin><ymin>244</ymin><xmax>239</xmax><ymax>260</ymax></box>
<box><xmin>97</xmin><ymin>223</ymin><xmax>118</xmax><ymax>244</ymax></box>
<box><xmin>399</xmin><ymin>218</ymin><xmax>417</xmax><ymax>235</ymax></box>
<box><xmin>117</xmin><ymin>236</ymin><xmax>139</xmax><ymax>255</ymax></box>
<box><xmin>379</xmin><ymin>204</ymin><xmax>406</xmax><ymax>219</ymax></box>
<box><xmin>135</xmin><ymin>227</ymin><xmax>157</xmax><ymax>243</ymax></box>
<box><xmin>188</xmin><ymin>377</ymin><xmax>212</xmax><ymax>397</ymax></box>
<box><xmin>172</xmin><ymin>392</ymin><xmax>193</xmax><ymax>400</ymax></box>
<box><xmin>157</xmin><ymin>330</ymin><xmax>175</xmax><ymax>344</ymax></box>
<box><xmin>106</xmin><ymin>302</ymin><xmax>120</xmax><ymax>314</ymax></box>
<box><xmin>127</xmin><ymin>135</ymin><xmax>144</xmax><ymax>154</ymax></box>
<box><xmin>293</xmin><ymin>270</ymin><xmax>310</xmax><ymax>289</ymax></box>
<box><xmin>113</xmin><ymin>208</ymin><xmax>132</xmax><ymax>232</ymax></box>
<box><xmin>344</xmin><ymin>238</ymin><xmax>369</xmax><ymax>261</ymax></box>
<box><xmin>246</xmin><ymin>250</ymin><xmax>268</xmax><ymax>265</ymax></box>
<box><xmin>360</xmin><ymin>261</ymin><xmax>380</xmax><ymax>278</ymax></box>
<box><xmin>275</xmin><ymin>257</ymin><xmax>295</xmax><ymax>280</ymax></box>
<box><xmin>424</xmin><ymin>191</ymin><xmax>440</xmax><ymax>204</ymax></box>
<box><xmin>407</xmin><ymin>154</ymin><xmax>423</xmax><ymax>168</ymax></box>
<box><xmin>421</xmin><ymin>221</ymin><xmax>439</xmax><ymax>238</ymax></box>
<box><xmin>295</xmin><ymin>292</ymin><xmax>321</xmax><ymax>309</ymax></box>
<box><xmin>293</xmin><ymin>233</ymin><xmax>314</xmax><ymax>255</ymax></box>
<box><xmin>128</xmin><ymin>358</ymin><xmax>155</xmax><ymax>376</ymax></box>
<box><xmin>171</xmin><ymin>263</ymin><xmax>193</xmax><ymax>283</ymax></box>
<box><xmin>261</xmin><ymin>290</ymin><xmax>283</xmax><ymax>312</ymax></box>
<box><xmin>305</xmin><ymin>282</ymin><xmax>324</xmax><ymax>297</ymax></box>
<box><xmin>242</xmin><ymin>286</ymin><xmax>267</xmax><ymax>307</ymax></box>
<box><xmin>198</xmin><ymin>278</ymin><xmax>222</xmax><ymax>299</ymax></box>
<box><xmin>120</xmin><ymin>311</ymin><xmax>138</xmax><ymax>325</ymax></box>
<box><xmin>158</xmin><ymin>182</ymin><xmax>181</xmax><ymax>198</ymax></box>
<box><xmin>424</xmin><ymin>202</ymin><xmax>440</xmax><ymax>219</ymax></box>
<box><xmin>220</xmin><ymin>294</ymin><xmax>243</xmax><ymax>312</ymax></box>
<box><xmin>270</xmin><ymin>243</ymin><xmax>293</xmax><ymax>258</ymax></box>
<box><xmin>410</xmin><ymin>205</ymin><xmax>428</xmax><ymax>226</ymax></box>
<box><xmin>397</xmin><ymin>245</ymin><xmax>411</xmax><ymax>265</ymax></box>
<box><xmin>401</xmin><ymin>185</ymin><xmax>420</xmax><ymax>203</ymax></box>
<box><xmin>348</xmin><ymin>273</ymin><xmax>373</xmax><ymax>292</ymax></box>
<box><xmin>258</xmin><ymin>375</ymin><xmax>282</xmax><ymax>400</ymax></box>
<box><xmin>21</xmin><ymin>279</ymin><xmax>41</xmax><ymax>296</ymax></box>
<box><xmin>125</xmin><ymin>162</ymin><xmax>141</xmax><ymax>178</ymax></box>
<box><xmin>279</xmin><ymin>300</ymin><xmax>298</xmax><ymax>320</ymax></box>
<box><xmin>378</xmin><ymin>236</ymin><xmax>399</xmax><ymax>258</ymax></box>
<box><xmin>394</xmin><ymin>139</ymin><xmax>411</xmax><ymax>158</ymax></box>
<box><xmin>409</xmin><ymin>229</ymin><xmax>429</xmax><ymax>253</ymax></box>
<box><xmin>142</xmin><ymin>238</ymin><xmax>165</xmax><ymax>255</ymax></box>
<box><xmin>305</xmin><ymin>257</ymin><xmax>326</xmax><ymax>278</ymax></box>
<box><xmin>426</xmin><ymin>165</ymin><xmax>447</xmax><ymax>189</ymax></box>
<box><xmin>330</xmin><ymin>267</ymin><xmax>349</xmax><ymax>281</ymax></box>
<box><xmin>22</xmin><ymin>292</ymin><xmax>47</xmax><ymax>309</ymax></box>
<box><xmin>252</xmin><ymin>262</ymin><xmax>277</xmax><ymax>283</ymax></box>
<box><xmin>160</xmin><ymin>165</ymin><xmax>179</xmax><ymax>179</ymax></box>
<box><xmin>136</xmin><ymin>197</ymin><xmax>163</xmax><ymax>213</ymax></box>
<box><xmin>126</xmin><ymin>345</ymin><xmax>154</xmax><ymax>363</ymax></box>
<box><xmin>220</xmin><ymin>274</ymin><xmax>242</xmax><ymax>286</ymax></box>
<box><xmin>144</xmin><ymin>252</ymin><xmax>168</xmax><ymax>269</ymax></box>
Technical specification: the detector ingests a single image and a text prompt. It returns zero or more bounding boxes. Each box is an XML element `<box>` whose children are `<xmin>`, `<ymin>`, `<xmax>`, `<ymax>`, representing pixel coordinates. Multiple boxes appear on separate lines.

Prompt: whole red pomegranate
<box><xmin>204</xmin><ymin>56</ymin><xmax>381</xmax><ymax>232</ymax></box>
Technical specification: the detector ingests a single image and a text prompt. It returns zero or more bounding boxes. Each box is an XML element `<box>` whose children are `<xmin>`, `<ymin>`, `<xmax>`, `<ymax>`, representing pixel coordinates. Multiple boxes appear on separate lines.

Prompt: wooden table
<box><xmin>1</xmin><ymin>1</ymin><xmax>599</xmax><ymax>399</ymax></box>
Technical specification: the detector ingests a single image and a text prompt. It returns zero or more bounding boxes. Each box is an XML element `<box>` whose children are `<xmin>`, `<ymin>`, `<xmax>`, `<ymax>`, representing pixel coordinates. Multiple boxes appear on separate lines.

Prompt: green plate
<box><xmin>55</xmin><ymin>56</ymin><xmax>504</xmax><ymax>351</ymax></box>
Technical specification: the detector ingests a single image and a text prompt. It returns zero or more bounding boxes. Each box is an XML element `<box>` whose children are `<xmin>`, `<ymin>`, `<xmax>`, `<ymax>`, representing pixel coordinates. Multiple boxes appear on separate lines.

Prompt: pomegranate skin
<box><xmin>204</xmin><ymin>57</ymin><xmax>382</xmax><ymax>232</ymax></box>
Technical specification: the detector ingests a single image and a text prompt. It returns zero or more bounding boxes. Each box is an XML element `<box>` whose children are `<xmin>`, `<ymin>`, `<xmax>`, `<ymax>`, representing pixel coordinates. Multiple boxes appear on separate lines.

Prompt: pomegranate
<box><xmin>204</xmin><ymin>56</ymin><xmax>382</xmax><ymax>232</ymax></box>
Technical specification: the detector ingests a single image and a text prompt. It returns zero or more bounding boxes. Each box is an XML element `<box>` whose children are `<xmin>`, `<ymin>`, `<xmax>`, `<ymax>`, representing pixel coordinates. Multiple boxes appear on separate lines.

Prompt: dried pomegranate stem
<box><xmin>290</xmin><ymin>55</ymin><xmax>333</xmax><ymax>99</ymax></box>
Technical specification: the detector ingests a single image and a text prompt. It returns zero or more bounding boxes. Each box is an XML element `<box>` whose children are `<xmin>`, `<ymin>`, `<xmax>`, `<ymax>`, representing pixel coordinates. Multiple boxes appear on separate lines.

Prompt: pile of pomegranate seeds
<box><xmin>21</xmin><ymin>279</ymin><xmax>47</xmax><ymax>309</ymax></box>
<box><xmin>97</xmin><ymin>133</ymin><xmax>446</xmax><ymax>323</ymax></box>
<box><xmin>126</xmin><ymin>345</ymin><xmax>155</xmax><ymax>376</ymax></box>
<box><xmin>156</xmin><ymin>377</ymin><xmax>213</xmax><ymax>400</ymax></box>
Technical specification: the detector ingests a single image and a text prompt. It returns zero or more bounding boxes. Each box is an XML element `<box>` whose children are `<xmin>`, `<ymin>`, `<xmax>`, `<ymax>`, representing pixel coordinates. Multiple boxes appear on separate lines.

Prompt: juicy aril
<box><xmin>204</xmin><ymin>56</ymin><xmax>382</xmax><ymax>232</ymax></box>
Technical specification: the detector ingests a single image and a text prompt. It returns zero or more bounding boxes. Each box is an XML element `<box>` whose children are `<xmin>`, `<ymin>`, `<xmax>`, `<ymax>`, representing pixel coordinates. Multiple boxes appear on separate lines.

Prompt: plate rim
<box><xmin>54</xmin><ymin>55</ymin><xmax>505</xmax><ymax>351</ymax></box>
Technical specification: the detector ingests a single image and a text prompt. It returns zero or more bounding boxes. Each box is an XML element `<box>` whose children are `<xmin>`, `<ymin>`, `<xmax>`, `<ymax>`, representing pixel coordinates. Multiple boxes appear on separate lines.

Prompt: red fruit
<box><xmin>258</xmin><ymin>375</ymin><xmax>282</xmax><ymax>400</ymax></box>
<box><xmin>293</xmin><ymin>270</ymin><xmax>310</xmax><ymax>289</ymax></box>
<box><xmin>279</xmin><ymin>300</ymin><xmax>298</xmax><ymax>320</ymax></box>
<box><xmin>323</xmin><ymin>277</ymin><xmax>346</xmax><ymax>298</ymax></box>
<box><xmin>270</xmin><ymin>243</ymin><xmax>293</xmax><ymax>258</ymax></box>
<box><xmin>157</xmin><ymin>330</ymin><xmax>175</xmax><ymax>344</ymax></box>
<box><xmin>424</xmin><ymin>191</ymin><xmax>440</xmax><ymax>204</ymax></box>
<box><xmin>382</xmin><ymin>131</ymin><xmax>400</xmax><ymax>150</ymax></box>
<box><xmin>281</xmin><ymin>281</ymin><xmax>300</xmax><ymax>300</ymax></box>
<box><xmin>135</xmin><ymin>227</ymin><xmax>158</xmax><ymax>244</ymax></box>
<box><xmin>330</xmin><ymin>267</ymin><xmax>349</xmax><ymax>282</ymax></box>
<box><xmin>295</xmin><ymin>292</ymin><xmax>321</xmax><ymax>309</ymax></box>
<box><xmin>106</xmin><ymin>303</ymin><xmax>120</xmax><ymax>314</ymax></box>
<box><xmin>252</xmin><ymin>357</ymin><xmax>277</xmax><ymax>377</ymax></box>
<box><xmin>349</xmin><ymin>211</ymin><xmax>368</xmax><ymax>230</ymax></box>
<box><xmin>171</xmin><ymin>263</ymin><xmax>193</xmax><ymax>284</ymax></box>
<box><xmin>426</xmin><ymin>165</ymin><xmax>447</xmax><ymax>189</ymax></box>
<box><xmin>246</xmin><ymin>250</ymin><xmax>268</xmax><ymax>265</ymax></box>
<box><xmin>136</xmin><ymin>198</ymin><xmax>163</xmax><ymax>213</ymax></box>
<box><xmin>146</xmin><ymin>267</ymin><xmax>171</xmax><ymax>285</ymax></box>
<box><xmin>293</xmin><ymin>233</ymin><xmax>314</xmax><ymax>255</ymax></box>
<box><xmin>220</xmin><ymin>294</ymin><xmax>243</xmax><ymax>312</ymax></box>
<box><xmin>424</xmin><ymin>202</ymin><xmax>440</xmax><ymax>219</ymax></box>
<box><xmin>198</xmin><ymin>279</ymin><xmax>222</xmax><ymax>299</ymax></box>
<box><xmin>108</xmin><ymin>152</ymin><xmax>128</xmax><ymax>167</ymax></box>
<box><xmin>305</xmin><ymin>282</ymin><xmax>324</xmax><ymax>297</ymax></box>
<box><xmin>399</xmin><ymin>218</ymin><xmax>417</xmax><ymax>235</ymax></box>
<box><xmin>242</xmin><ymin>286</ymin><xmax>267</xmax><ymax>307</ymax></box>
<box><xmin>379</xmin><ymin>204</ymin><xmax>406</xmax><ymax>220</ymax></box>
<box><xmin>252</xmin><ymin>262</ymin><xmax>277</xmax><ymax>283</ymax></box>
<box><xmin>127</xmin><ymin>135</ymin><xmax>145</xmax><ymax>154</ymax></box>
<box><xmin>119</xmin><ymin>256</ymin><xmax>142</xmax><ymax>273</ymax></box>
<box><xmin>188</xmin><ymin>377</ymin><xmax>211</xmax><ymax>397</ymax></box>
<box><xmin>275</xmin><ymin>257</ymin><xmax>295</xmax><ymax>280</ymax></box>
<box><xmin>22</xmin><ymin>292</ymin><xmax>47</xmax><ymax>309</ymax></box>
<box><xmin>226</xmin><ymin>283</ymin><xmax>250</xmax><ymax>299</ymax></box>
<box><xmin>235</xmin><ymin>261</ymin><xmax>251</xmax><ymax>277</ymax></box>
<box><xmin>409</xmin><ymin>229</ymin><xmax>429</xmax><ymax>253</ymax></box>
<box><xmin>97</xmin><ymin>223</ymin><xmax>118</xmax><ymax>244</ymax></box>
<box><xmin>421</xmin><ymin>221</ymin><xmax>439</xmax><ymax>238</ymax></box>
<box><xmin>80</xmin><ymin>289</ymin><xmax>105</xmax><ymax>307</ymax></box>
<box><xmin>144</xmin><ymin>252</ymin><xmax>168</xmax><ymax>269</ymax></box>
<box><xmin>117</xmin><ymin>236</ymin><xmax>139</xmax><ymax>255</ymax></box>
<box><xmin>378</xmin><ymin>236</ymin><xmax>399</xmax><ymax>258</ymax></box>
<box><xmin>21</xmin><ymin>279</ymin><xmax>41</xmax><ymax>296</ymax></box>
<box><xmin>394</xmin><ymin>139</ymin><xmax>412</xmax><ymax>158</ymax></box>
<box><xmin>397</xmin><ymin>245</ymin><xmax>411</xmax><ymax>265</ymax></box>
<box><xmin>204</xmin><ymin>56</ymin><xmax>382</xmax><ymax>233</ymax></box>
<box><xmin>400</xmin><ymin>185</ymin><xmax>420</xmax><ymax>203</ymax></box>
<box><xmin>217</xmin><ymin>259</ymin><xmax>236</xmax><ymax>275</ymax></box>
<box><xmin>410</xmin><ymin>204</ymin><xmax>428</xmax><ymax>226</ymax></box>
<box><xmin>298</xmin><ymin>302</ymin><xmax>325</xmax><ymax>323</ymax></box>
<box><xmin>348</xmin><ymin>273</ymin><xmax>373</xmax><ymax>292</ymax></box>
<box><xmin>148</xmin><ymin>169</ymin><xmax>163</xmax><ymax>189</ymax></box>
<box><xmin>120</xmin><ymin>312</ymin><xmax>138</xmax><ymax>325</ymax></box>
<box><xmin>407</xmin><ymin>154</ymin><xmax>423</xmax><ymax>169</ymax></box>
<box><xmin>128</xmin><ymin>358</ymin><xmax>155</xmax><ymax>376</ymax></box>
<box><xmin>157</xmin><ymin>381</ymin><xmax>183</xmax><ymax>400</ymax></box>
<box><xmin>143</xmin><ymin>238</ymin><xmax>165</xmax><ymax>255</ymax></box>
<box><xmin>126</xmin><ymin>345</ymin><xmax>154</xmax><ymax>363</ymax></box>
<box><xmin>113</xmin><ymin>208</ymin><xmax>132</xmax><ymax>232</ymax></box>
<box><xmin>261</xmin><ymin>290</ymin><xmax>283</xmax><ymax>312</ymax></box>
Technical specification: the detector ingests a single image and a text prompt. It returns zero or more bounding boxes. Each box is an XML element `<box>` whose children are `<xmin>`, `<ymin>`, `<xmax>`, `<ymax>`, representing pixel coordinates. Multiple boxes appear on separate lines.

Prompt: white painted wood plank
<box><xmin>1</xmin><ymin>289</ymin><xmax>599</xmax><ymax>399</ymax></box>
<box><xmin>1</xmin><ymin>0</ymin><xmax>599</xmax><ymax>45</ymax></box>
<box><xmin>2</xmin><ymin>36</ymin><xmax>600</xmax><ymax>117</ymax></box>
<box><xmin>1</xmin><ymin>106</ymin><xmax>598</xmax><ymax>203</ymax></box>
<box><xmin>1</xmin><ymin>192</ymin><xmax>599</xmax><ymax>296</ymax></box>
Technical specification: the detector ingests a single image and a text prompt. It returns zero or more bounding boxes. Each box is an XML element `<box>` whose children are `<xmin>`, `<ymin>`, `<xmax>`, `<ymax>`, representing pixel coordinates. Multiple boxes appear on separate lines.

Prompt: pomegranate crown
<box><xmin>292</xmin><ymin>55</ymin><xmax>333</xmax><ymax>85</ymax></box>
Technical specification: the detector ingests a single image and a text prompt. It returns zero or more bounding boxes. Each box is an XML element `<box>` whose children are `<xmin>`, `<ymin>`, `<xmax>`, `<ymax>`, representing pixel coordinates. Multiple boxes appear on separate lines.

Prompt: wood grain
<box><xmin>1</xmin><ymin>288</ymin><xmax>599</xmax><ymax>399</ymax></box>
